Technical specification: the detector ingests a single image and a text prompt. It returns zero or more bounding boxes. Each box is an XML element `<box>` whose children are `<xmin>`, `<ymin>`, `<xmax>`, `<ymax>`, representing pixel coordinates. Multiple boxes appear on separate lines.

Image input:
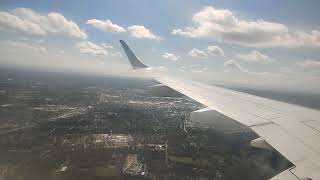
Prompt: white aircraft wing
<box><xmin>120</xmin><ymin>40</ymin><xmax>320</xmax><ymax>180</ymax></box>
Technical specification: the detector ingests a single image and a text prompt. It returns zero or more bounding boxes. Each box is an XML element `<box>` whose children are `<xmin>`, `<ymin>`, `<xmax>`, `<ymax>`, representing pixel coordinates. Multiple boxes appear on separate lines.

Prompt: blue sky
<box><xmin>0</xmin><ymin>0</ymin><xmax>319</xmax><ymax>92</ymax></box>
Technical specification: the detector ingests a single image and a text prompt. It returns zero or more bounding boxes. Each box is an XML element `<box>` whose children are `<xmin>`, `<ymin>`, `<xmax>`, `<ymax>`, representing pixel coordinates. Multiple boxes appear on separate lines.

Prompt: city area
<box><xmin>0</xmin><ymin>68</ymin><xmax>291</xmax><ymax>180</ymax></box>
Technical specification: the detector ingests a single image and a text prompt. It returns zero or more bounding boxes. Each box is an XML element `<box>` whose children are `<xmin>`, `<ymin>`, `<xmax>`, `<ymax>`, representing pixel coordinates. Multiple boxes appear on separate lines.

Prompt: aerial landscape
<box><xmin>0</xmin><ymin>0</ymin><xmax>320</xmax><ymax>179</ymax></box>
<box><xmin>0</xmin><ymin>68</ymin><xmax>298</xmax><ymax>180</ymax></box>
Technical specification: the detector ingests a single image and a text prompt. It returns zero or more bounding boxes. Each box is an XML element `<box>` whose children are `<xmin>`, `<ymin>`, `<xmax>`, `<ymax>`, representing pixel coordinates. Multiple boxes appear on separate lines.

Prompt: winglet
<box><xmin>120</xmin><ymin>40</ymin><xmax>148</xmax><ymax>69</ymax></box>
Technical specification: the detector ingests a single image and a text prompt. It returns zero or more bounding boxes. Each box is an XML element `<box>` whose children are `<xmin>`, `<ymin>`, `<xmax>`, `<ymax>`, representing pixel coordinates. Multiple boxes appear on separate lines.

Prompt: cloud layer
<box><xmin>172</xmin><ymin>6</ymin><xmax>320</xmax><ymax>48</ymax></box>
<box><xmin>0</xmin><ymin>8</ymin><xmax>87</xmax><ymax>39</ymax></box>
<box><xmin>0</xmin><ymin>40</ymin><xmax>46</xmax><ymax>53</ymax></box>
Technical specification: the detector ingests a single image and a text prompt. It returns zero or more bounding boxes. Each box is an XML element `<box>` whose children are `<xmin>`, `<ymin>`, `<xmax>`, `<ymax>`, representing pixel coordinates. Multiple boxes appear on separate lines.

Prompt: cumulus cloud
<box><xmin>296</xmin><ymin>60</ymin><xmax>320</xmax><ymax>69</ymax></box>
<box><xmin>0</xmin><ymin>40</ymin><xmax>46</xmax><ymax>53</ymax></box>
<box><xmin>235</xmin><ymin>50</ymin><xmax>272</xmax><ymax>63</ymax></box>
<box><xmin>127</xmin><ymin>25</ymin><xmax>161</xmax><ymax>40</ymax></box>
<box><xmin>87</xmin><ymin>19</ymin><xmax>126</xmax><ymax>33</ymax></box>
<box><xmin>85</xmin><ymin>19</ymin><xmax>161</xmax><ymax>41</ymax></box>
<box><xmin>171</xmin><ymin>6</ymin><xmax>320</xmax><ymax>48</ymax></box>
<box><xmin>207</xmin><ymin>45</ymin><xmax>224</xmax><ymax>56</ymax></box>
<box><xmin>76</xmin><ymin>41</ymin><xmax>109</xmax><ymax>57</ymax></box>
<box><xmin>223</xmin><ymin>60</ymin><xmax>245</xmax><ymax>72</ymax></box>
<box><xmin>161</xmin><ymin>52</ymin><xmax>180</xmax><ymax>61</ymax></box>
<box><xmin>188</xmin><ymin>48</ymin><xmax>207</xmax><ymax>59</ymax></box>
<box><xmin>0</xmin><ymin>8</ymin><xmax>87</xmax><ymax>39</ymax></box>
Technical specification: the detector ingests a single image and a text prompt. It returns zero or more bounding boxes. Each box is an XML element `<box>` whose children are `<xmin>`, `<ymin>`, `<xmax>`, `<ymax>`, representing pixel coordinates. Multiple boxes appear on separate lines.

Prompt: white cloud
<box><xmin>179</xmin><ymin>66</ymin><xmax>187</xmax><ymax>72</ymax></box>
<box><xmin>172</xmin><ymin>6</ymin><xmax>320</xmax><ymax>48</ymax></box>
<box><xmin>57</xmin><ymin>50</ymin><xmax>65</xmax><ymax>54</ymax></box>
<box><xmin>207</xmin><ymin>45</ymin><xmax>224</xmax><ymax>56</ymax></box>
<box><xmin>223</xmin><ymin>60</ymin><xmax>245</xmax><ymax>72</ymax></box>
<box><xmin>127</xmin><ymin>25</ymin><xmax>160</xmax><ymax>40</ymax></box>
<box><xmin>179</xmin><ymin>65</ymin><xmax>207</xmax><ymax>73</ymax></box>
<box><xmin>0</xmin><ymin>40</ymin><xmax>46</xmax><ymax>53</ymax></box>
<box><xmin>312</xmin><ymin>76</ymin><xmax>320</xmax><ymax>80</ymax></box>
<box><xmin>86</xmin><ymin>20</ymin><xmax>160</xmax><ymax>40</ymax></box>
<box><xmin>149</xmin><ymin>66</ymin><xmax>168</xmax><ymax>72</ymax></box>
<box><xmin>188</xmin><ymin>48</ymin><xmax>207</xmax><ymax>59</ymax></box>
<box><xmin>223</xmin><ymin>59</ymin><xmax>286</xmax><ymax>79</ymax></box>
<box><xmin>189</xmin><ymin>64</ymin><xmax>207</xmax><ymax>73</ymax></box>
<box><xmin>235</xmin><ymin>50</ymin><xmax>272</xmax><ymax>63</ymax></box>
<box><xmin>19</xmin><ymin>37</ymin><xmax>45</xmax><ymax>44</ymax></box>
<box><xmin>76</xmin><ymin>41</ymin><xmax>122</xmax><ymax>58</ymax></box>
<box><xmin>0</xmin><ymin>8</ymin><xmax>86</xmax><ymax>39</ymax></box>
<box><xmin>161</xmin><ymin>52</ymin><xmax>180</xmax><ymax>61</ymax></box>
<box><xmin>247</xmin><ymin>71</ymin><xmax>286</xmax><ymax>79</ymax></box>
<box><xmin>296</xmin><ymin>60</ymin><xmax>320</xmax><ymax>69</ymax></box>
<box><xmin>111</xmin><ymin>52</ymin><xmax>122</xmax><ymax>57</ymax></box>
<box><xmin>101</xmin><ymin>43</ymin><xmax>114</xmax><ymax>49</ymax></box>
<box><xmin>0</xmin><ymin>11</ymin><xmax>45</xmax><ymax>35</ymax></box>
<box><xmin>87</xmin><ymin>19</ymin><xmax>126</xmax><ymax>33</ymax></box>
<box><xmin>76</xmin><ymin>41</ymin><xmax>109</xmax><ymax>57</ymax></box>
<box><xmin>279</xmin><ymin>67</ymin><xmax>292</xmax><ymax>73</ymax></box>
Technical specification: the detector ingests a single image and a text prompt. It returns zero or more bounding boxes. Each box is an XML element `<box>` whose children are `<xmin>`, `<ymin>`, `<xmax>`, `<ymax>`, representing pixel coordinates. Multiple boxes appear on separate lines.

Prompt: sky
<box><xmin>0</xmin><ymin>0</ymin><xmax>319</xmax><ymax>92</ymax></box>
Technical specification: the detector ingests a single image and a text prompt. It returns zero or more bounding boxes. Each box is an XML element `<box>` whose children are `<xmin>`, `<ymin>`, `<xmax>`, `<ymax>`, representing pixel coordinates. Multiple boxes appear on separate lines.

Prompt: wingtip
<box><xmin>119</xmin><ymin>40</ymin><xmax>148</xmax><ymax>69</ymax></box>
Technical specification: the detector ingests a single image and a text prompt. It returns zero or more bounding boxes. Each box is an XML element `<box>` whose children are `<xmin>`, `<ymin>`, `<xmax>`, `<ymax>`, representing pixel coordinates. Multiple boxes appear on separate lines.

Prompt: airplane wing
<box><xmin>120</xmin><ymin>40</ymin><xmax>320</xmax><ymax>180</ymax></box>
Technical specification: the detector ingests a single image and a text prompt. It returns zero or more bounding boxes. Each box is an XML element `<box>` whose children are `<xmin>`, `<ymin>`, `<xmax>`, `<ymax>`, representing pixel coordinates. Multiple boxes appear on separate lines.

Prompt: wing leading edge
<box><xmin>120</xmin><ymin>40</ymin><xmax>320</xmax><ymax>180</ymax></box>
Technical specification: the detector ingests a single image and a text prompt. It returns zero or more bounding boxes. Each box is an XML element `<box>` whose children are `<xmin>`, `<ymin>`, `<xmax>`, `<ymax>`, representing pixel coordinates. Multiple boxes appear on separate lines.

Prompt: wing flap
<box><xmin>270</xmin><ymin>168</ymin><xmax>299</xmax><ymax>180</ymax></box>
<box><xmin>251</xmin><ymin>123</ymin><xmax>319</xmax><ymax>163</ymax></box>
